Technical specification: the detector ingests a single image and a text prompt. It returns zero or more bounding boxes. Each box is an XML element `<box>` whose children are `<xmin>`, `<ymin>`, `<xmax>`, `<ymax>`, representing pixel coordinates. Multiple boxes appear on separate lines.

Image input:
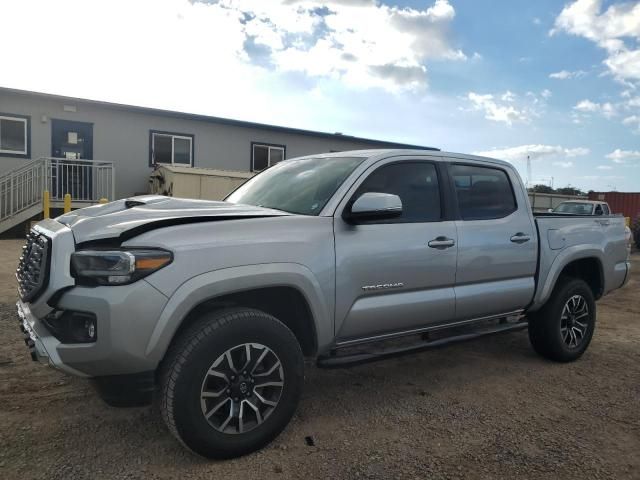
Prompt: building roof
<box><xmin>0</xmin><ymin>87</ymin><xmax>438</xmax><ymax>151</ymax></box>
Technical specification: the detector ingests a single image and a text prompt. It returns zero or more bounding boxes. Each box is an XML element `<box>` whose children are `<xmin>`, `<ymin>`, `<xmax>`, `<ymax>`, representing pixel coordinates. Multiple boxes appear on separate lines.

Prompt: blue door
<box><xmin>51</xmin><ymin>120</ymin><xmax>93</xmax><ymax>200</ymax></box>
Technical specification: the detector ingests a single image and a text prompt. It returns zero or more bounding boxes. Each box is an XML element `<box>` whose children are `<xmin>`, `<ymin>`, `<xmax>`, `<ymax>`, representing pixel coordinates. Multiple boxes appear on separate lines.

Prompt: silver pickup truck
<box><xmin>16</xmin><ymin>149</ymin><xmax>630</xmax><ymax>458</ymax></box>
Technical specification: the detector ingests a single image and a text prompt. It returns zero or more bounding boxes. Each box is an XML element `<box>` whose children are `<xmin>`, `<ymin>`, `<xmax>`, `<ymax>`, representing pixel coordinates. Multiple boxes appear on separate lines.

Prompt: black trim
<box><xmin>436</xmin><ymin>161</ymin><xmax>456</xmax><ymax>221</ymax></box>
<box><xmin>318</xmin><ymin>321</ymin><xmax>529</xmax><ymax>368</ymax></box>
<box><xmin>0</xmin><ymin>87</ymin><xmax>438</xmax><ymax>151</ymax></box>
<box><xmin>148</xmin><ymin>130</ymin><xmax>195</xmax><ymax>167</ymax></box>
<box><xmin>76</xmin><ymin>215</ymin><xmax>288</xmax><ymax>249</ymax></box>
<box><xmin>250</xmin><ymin>141</ymin><xmax>286</xmax><ymax>172</ymax></box>
<box><xmin>525</xmin><ymin>218</ymin><xmax>543</xmax><ymax>313</ymax></box>
<box><xmin>0</xmin><ymin>112</ymin><xmax>31</xmax><ymax>159</ymax></box>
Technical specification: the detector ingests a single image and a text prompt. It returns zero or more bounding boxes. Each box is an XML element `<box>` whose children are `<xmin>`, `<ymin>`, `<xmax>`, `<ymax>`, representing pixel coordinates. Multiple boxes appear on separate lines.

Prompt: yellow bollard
<box><xmin>99</xmin><ymin>198</ymin><xmax>108</xmax><ymax>204</ymax></box>
<box><xmin>43</xmin><ymin>190</ymin><xmax>50</xmax><ymax>219</ymax></box>
<box><xmin>63</xmin><ymin>193</ymin><xmax>71</xmax><ymax>213</ymax></box>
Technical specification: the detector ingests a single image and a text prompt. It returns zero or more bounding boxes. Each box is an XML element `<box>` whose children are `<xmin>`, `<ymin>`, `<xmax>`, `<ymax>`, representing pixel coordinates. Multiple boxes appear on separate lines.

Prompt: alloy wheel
<box><xmin>560</xmin><ymin>294</ymin><xmax>590</xmax><ymax>348</ymax></box>
<box><xmin>200</xmin><ymin>343</ymin><xmax>284</xmax><ymax>434</ymax></box>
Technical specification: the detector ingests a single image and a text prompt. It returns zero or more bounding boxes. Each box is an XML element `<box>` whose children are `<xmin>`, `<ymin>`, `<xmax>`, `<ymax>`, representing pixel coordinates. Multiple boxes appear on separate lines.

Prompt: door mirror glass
<box><xmin>346</xmin><ymin>192</ymin><xmax>402</xmax><ymax>221</ymax></box>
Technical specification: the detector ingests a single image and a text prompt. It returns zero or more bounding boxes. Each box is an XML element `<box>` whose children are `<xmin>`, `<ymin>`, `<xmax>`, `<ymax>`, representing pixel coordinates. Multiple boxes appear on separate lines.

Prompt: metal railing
<box><xmin>0</xmin><ymin>157</ymin><xmax>115</xmax><ymax>224</ymax></box>
<box><xmin>45</xmin><ymin>157</ymin><xmax>114</xmax><ymax>202</ymax></box>
<box><xmin>0</xmin><ymin>158</ymin><xmax>47</xmax><ymax>222</ymax></box>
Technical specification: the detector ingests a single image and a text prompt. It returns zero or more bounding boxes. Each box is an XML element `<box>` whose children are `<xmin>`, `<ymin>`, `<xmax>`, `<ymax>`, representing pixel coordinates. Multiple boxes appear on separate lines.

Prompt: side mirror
<box><xmin>547</xmin><ymin>208</ymin><xmax>554</xmax><ymax>213</ymax></box>
<box><xmin>344</xmin><ymin>192</ymin><xmax>402</xmax><ymax>222</ymax></box>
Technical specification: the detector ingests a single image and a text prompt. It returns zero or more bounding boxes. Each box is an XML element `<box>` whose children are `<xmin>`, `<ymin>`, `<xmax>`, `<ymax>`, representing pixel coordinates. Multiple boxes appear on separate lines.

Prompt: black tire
<box><xmin>160</xmin><ymin>308</ymin><xmax>304</xmax><ymax>459</ymax></box>
<box><xmin>528</xmin><ymin>277</ymin><xmax>596</xmax><ymax>362</ymax></box>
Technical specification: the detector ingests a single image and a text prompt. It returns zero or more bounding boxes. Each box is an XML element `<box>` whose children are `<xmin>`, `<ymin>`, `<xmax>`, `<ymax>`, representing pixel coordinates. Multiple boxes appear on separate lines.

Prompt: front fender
<box><xmin>144</xmin><ymin>263</ymin><xmax>331</xmax><ymax>365</ymax></box>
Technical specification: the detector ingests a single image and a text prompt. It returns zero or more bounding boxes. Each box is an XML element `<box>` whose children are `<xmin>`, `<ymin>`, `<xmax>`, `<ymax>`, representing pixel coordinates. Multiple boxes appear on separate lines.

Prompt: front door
<box><xmin>334</xmin><ymin>158</ymin><xmax>457</xmax><ymax>344</ymax></box>
<box><xmin>51</xmin><ymin>119</ymin><xmax>93</xmax><ymax>200</ymax></box>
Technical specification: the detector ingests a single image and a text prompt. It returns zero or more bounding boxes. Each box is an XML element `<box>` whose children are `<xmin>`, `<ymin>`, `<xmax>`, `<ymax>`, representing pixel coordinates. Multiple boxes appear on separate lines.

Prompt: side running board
<box><xmin>317</xmin><ymin>320</ymin><xmax>528</xmax><ymax>369</ymax></box>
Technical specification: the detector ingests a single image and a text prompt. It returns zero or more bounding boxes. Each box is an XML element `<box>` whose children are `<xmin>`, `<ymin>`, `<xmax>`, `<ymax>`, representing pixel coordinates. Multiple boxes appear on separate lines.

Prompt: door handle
<box><xmin>510</xmin><ymin>233</ymin><xmax>531</xmax><ymax>244</ymax></box>
<box><xmin>595</xmin><ymin>219</ymin><xmax>610</xmax><ymax>226</ymax></box>
<box><xmin>428</xmin><ymin>236</ymin><xmax>455</xmax><ymax>249</ymax></box>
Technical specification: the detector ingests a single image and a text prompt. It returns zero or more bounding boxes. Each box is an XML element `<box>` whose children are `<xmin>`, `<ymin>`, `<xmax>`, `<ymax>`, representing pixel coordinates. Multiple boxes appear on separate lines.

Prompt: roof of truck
<box><xmin>558</xmin><ymin>200</ymin><xmax>606</xmax><ymax>204</ymax></box>
<box><xmin>296</xmin><ymin>149</ymin><xmax>514</xmax><ymax>168</ymax></box>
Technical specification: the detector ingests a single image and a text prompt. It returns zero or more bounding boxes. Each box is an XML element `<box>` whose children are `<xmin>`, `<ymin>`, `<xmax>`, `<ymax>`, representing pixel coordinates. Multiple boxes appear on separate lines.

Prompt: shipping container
<box><xmin>588</xmin><ymin>192</ymin><xmax>640</xmax><ymax>220</ymax></box>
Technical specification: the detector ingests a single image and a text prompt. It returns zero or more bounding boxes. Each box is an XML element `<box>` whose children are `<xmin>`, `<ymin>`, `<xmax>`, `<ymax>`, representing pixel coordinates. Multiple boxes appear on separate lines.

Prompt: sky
<box><xmin>1</xmin><ymin>0</ymin><xmax>639</xmax><ymax>192</ymax></box>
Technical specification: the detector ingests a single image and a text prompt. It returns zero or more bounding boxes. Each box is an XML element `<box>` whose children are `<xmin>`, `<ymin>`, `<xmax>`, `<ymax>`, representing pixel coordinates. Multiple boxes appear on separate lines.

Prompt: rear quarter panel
<box><xmin>532</xmin><ymin>215</ymin><xmax>629</xmax><ymax>310</ymax></box>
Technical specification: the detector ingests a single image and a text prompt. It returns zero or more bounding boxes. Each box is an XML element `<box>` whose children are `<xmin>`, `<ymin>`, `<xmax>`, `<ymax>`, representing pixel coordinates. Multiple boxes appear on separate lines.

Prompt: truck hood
<box><xmin>56</xmin><ymin>195</ymin><xmax>290</xmax><ymax>244</ymax></box>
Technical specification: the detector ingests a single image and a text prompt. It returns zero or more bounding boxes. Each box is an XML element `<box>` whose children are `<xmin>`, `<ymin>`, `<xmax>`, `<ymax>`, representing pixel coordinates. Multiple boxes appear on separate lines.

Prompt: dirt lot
<box><xmin>0</xmin><ymin>238</ymin><xmax>638</xmax><ymax>480</ymax></box>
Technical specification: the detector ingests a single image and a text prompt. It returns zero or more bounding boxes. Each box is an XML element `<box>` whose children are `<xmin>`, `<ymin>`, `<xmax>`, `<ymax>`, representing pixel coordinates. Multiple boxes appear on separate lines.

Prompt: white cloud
<box><xmin>622</xmin><ymin>115</ymin><xmax>640</xmax><ymax>133</ymax></box>
<box><xmin>601</xmin><ymin>102</ymin><xmax>617</xmax><ymax>118</ymax></box>
<box><xmin>541</xmin><ymin>89</ymin><xmax>552</xmax><ymax>99</ymax></box>
<box><xmin>549</xmin><ymin>69</ymin><xmax>587</xmax><ymax>80</ymax></box>
<box><xmin>466</xmin><ymin>92</ymin><xmax>531</xmax><ymax>125</ymax></box>
<box><xmin>501</xmin><ymin>91</ymin><xmax>516</xmax><ymax>102</ymax></box>
<box><xmin>0</xmin><ymin>0</ymin><xmax>466</xmax><ymax>101</ymax></box>
<box><xmin>551</xmin><ymin>0</ymin><xmax>640</xmax><ymax>85</ymax></box>
<box><xmin>574</xmin><ymin>99</ymin><xmax>601</xmax><ymax>112</ymax></box>
<box><xmin>606</xmin><ymin>149</ymin><xmax>640</xmax><ymax>163</ymax></box>
<box><xmin>552</xmin><ymin>161</ymin><xmax>574</xmax><ymax>168</ymax></box>
<box><xmin>474</xmin><ymin>144</ymin><xmax>590</xmax><ymax>162</ymax></box>
<box><xmin>596</xmin><ymin>165</ymin><xmax>612</xmax><ymax>170</ymax></box>
<box><xmin>573</xmin><ymin>99</ymin><xmax>617</xmax><ymax>118</ymax></box>
<box><xmin>227</xmin><ymin>0</ymin><xmax>466</xmax><ymax>92</ymax></box>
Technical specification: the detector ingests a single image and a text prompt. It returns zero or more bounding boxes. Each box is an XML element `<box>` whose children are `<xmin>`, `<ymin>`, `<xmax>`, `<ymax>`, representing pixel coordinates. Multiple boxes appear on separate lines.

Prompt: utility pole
<box><xmin>526</xmin><ymin>155</ymin><xmax>532</xmax><ymax>189</ymax></box>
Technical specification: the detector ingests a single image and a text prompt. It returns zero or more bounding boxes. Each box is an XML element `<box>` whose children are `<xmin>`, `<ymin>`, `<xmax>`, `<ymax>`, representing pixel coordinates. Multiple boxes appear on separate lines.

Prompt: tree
<box><xmin>531</xmin><ymin>184</ymin><xmax>554</xmax><ymax>194</ymax></box>
<box><xmin>556</xmin><ymin>186</ymin><xmax>585</xmax><ymax>196</ymax></box>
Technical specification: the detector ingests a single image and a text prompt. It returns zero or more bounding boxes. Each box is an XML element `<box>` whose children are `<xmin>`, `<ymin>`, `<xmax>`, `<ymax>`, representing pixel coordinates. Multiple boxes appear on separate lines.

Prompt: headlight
<box><xmin>71</xmin><ymin>249</ymin><xmax>172</xmax><ymax>285</ymax></box>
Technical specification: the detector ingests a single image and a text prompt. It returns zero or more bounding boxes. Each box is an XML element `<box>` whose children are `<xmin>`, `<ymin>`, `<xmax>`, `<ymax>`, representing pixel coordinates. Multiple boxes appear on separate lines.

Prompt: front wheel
<box><xmin>528</xmin><ymin>277</ymin><xmax>596</xmax><ymax>362</ymax></box>
<box><xmin>160</xmin><ymin>308</ymin><xmax>304</xmax><ymax>459</ymax></box>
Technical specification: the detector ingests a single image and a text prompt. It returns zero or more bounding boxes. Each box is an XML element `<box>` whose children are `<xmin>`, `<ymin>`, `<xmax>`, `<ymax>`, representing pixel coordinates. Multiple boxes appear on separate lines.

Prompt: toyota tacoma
<box><xmin>16</xmin><ymin>149</ymin><xmax>630</xmax><ymax>458</ymax></box>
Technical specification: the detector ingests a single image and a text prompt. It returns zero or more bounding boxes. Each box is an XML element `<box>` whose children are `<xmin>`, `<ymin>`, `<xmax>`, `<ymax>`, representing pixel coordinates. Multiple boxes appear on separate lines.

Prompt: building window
<box><xmin>150</xmin><ymin>131</ymin><xmax>194</xmax><ymax>166</ymax></box>
<box><xmin>252</xmin><ymin>143</ymin><xmax>285</xmax><ymax>172</ymax></box>
<box><xmin>0</xmin><ymin>114</ymin><xmax>29</xmax><ymax>157</ymax></box>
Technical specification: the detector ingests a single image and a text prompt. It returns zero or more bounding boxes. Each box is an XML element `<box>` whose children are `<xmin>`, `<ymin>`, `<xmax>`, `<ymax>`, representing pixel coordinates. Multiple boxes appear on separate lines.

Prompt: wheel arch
<box><xmin>533</xmin><ymin>251</ymin><xmax>604</xmax><ymax>311</ymax></box>
<box><xmin>556</xmin><ymin>257</ymin><xmax>604</xmax><ymax>299</ymax></box>
<box><xmin>173</xmin><ymin>286</ymin><xmax>318</xmax><ymax>357</ymax></box>
<box><xmin>145</xmin><ymin>264</ymin><xmax>331</xmax><ymax>366</ymax></box>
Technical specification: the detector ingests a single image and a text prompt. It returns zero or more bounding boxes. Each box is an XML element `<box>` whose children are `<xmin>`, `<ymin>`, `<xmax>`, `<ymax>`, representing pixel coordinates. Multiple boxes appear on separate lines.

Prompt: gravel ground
<box><xmin>0</xmin><ymin>238</ymin><xmax>638</xmax><ymax>479</ymax></box>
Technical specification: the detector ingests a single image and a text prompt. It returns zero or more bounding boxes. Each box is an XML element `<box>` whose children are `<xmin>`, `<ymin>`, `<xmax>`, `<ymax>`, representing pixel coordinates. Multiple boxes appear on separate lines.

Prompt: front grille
<box><xmin>16</xmin><ymin>230</ymin><xmax>51</xmax><ymax>302</ymax></box>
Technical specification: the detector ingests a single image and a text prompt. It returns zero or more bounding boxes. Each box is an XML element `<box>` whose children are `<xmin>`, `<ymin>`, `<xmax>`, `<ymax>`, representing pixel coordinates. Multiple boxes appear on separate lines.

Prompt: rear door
<box><xmin>333</xmin><ymin>157</ymin><xmax>458</xmax><ymax>344</ymax></box>
<box><xmin>448</xmin><ymin>162</ymin><xmax>537</xmax><ymax>320</ymax></box>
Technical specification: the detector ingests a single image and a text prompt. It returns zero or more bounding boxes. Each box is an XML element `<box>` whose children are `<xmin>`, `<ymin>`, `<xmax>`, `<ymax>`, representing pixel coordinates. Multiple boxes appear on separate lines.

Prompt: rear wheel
<box><xmin>160</xmin><ymin>308</ymin><xmax>304</xmax><ymax>459</ymax></box>
<box><xmin>528</xmin><ymin>277</ymin><xmax>596</xmax><ymax>362</ymax></box>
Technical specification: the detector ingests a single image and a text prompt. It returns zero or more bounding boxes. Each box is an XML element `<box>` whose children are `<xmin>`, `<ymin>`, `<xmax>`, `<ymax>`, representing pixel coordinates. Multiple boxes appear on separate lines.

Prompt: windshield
<box><xmin>226</xmin><ymin>156</ymin><xmax>365</xmax><ymax>215</ymax></box>
<box><xmin>553</xmin><ymin>202</ymin><xmax>594</xmax><ymax>214</ymax></box>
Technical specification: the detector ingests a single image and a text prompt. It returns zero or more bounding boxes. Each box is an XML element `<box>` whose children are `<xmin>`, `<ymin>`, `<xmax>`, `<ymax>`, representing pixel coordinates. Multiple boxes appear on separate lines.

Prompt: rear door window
<box><xmin>450</xmin><ymin>164</ymin><xmax>517</xmax><ymax>220</ymax></box>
